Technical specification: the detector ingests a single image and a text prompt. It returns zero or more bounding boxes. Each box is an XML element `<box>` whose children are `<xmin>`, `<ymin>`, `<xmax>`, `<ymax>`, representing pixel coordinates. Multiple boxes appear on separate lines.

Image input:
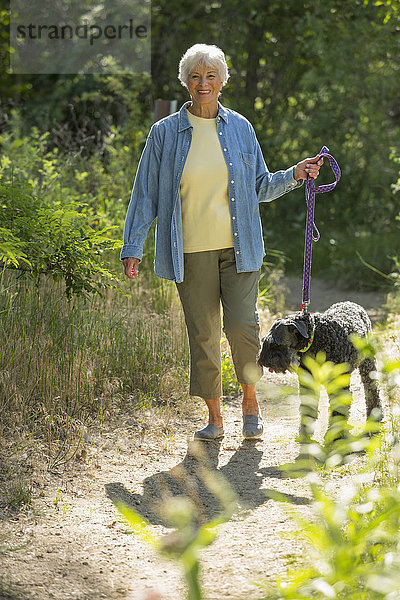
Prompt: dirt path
<box><xmin>0</xmin><ymin>380</ymin><xmax>372</xmax><ymax>600</ymax></box>
<box><xmin>0</xmin><ymin>279</ymin><xmax>386</xmax><ymax>600</ymax></box>
<box><xmin>0</xmin><ymin>379</ymin><xmax>307</xmax><ymax>600</ymax></box>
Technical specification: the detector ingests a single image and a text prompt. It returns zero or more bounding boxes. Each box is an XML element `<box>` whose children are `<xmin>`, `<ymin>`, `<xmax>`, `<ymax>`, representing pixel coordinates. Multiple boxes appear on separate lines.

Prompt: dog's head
<box><xmin>257</xmin><ymin>312</ymin><xmax>315</xmax><ymax>373</ymax></box>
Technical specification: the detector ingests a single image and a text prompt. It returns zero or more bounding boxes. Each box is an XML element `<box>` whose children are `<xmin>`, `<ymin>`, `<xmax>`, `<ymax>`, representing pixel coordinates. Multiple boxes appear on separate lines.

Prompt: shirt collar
<box><xmin>178</xmin><ymin>100</ymin><xmax>228</xmax><ymax>131</ymax></box>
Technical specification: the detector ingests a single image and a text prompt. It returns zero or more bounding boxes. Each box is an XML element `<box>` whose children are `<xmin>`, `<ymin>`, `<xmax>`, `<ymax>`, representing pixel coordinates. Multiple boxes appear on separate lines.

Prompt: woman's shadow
<box><xmin>105</xmin><ymin>440</ymin><xmax>310</xmax><ymax>526</ymax></box>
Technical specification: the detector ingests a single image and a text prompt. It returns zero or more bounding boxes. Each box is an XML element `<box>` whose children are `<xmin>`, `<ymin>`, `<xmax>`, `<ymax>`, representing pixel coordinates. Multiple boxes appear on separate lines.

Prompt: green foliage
<box><xmin>112</xmin><ymin>341</ymin><xmax>400</xmax><ymax>600</ymax></box>
<box><xmin>221</xmin><ymin>351</ymin><xmax>241</xmax><ymax>395</ymax></box>
<box><xmin>263</xmin><ymin>461</ymin><xmax>400</xmax><ymax>598</ymax></box>
<box><xmin>0</xmin><ymin>56</ymin><xmax>153</xmax><ymax>157</ymax></box>
<box><xmin>258</xmin><ymin>250</ymin><xmax>288</xmax><ymax>313</ymax></box>
<box><xmin>0</xmin><ymin>103</ymin><xmax>152</xmax><ymax>299</ymax></box>
<box><xmin>281</xmin><ymin>347</ymin><xmax>382</xmax><ymax>477</ymax></box>
<box><xmin>0</xmin><ymin>225</ymin><xmax>27</xmax><ymax>268</ymax></box>
<box><xmin>113</xmin><ymin>336</ymin><xmax>400</xmax><ymax>600</ymax></box>
<box><xmin>0</xmin><ymin>175</ymin><xmax>121</xmax><ymax>299</ymax></box>
<box><xmin>261</xmin><ymin>341</ymin><xmax>400</xmax><ymax>599</ymax></box>
<box><xmin>387</xmin><ymin>150</ymin><xmax>400</xmax><ymax>293</ymax></box>
<box><xmin>0</xmin><ymin>111</ymin><xmax>140</xmax><ymax>227</ymax></box>
<box><xmin>262</xmin><ymin>482</ymin><xmax>400</xmax><ymax>599</ymax></box>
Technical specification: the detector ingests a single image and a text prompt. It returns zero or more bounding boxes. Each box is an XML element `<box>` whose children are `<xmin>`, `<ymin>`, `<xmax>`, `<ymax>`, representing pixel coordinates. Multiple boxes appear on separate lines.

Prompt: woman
<box><xmin>121</xmin><ymin>44</ymin><xmax>322</xmax><ymax>441</ymax></box>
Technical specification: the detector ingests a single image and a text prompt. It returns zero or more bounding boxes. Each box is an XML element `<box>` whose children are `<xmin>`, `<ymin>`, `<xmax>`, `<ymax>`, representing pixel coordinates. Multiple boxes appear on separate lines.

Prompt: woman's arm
<box><xmin>120</xmin><ymin>127</ymin><xmax>162</xmax><ymax>263</ymax></box>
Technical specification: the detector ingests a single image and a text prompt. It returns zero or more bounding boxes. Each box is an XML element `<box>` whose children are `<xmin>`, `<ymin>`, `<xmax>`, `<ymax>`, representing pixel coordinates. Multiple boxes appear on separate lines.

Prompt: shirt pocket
<box><xmin>241</xmin><ymin>152</ymin><xmax>257</xmax><ymax>189</ymax></box>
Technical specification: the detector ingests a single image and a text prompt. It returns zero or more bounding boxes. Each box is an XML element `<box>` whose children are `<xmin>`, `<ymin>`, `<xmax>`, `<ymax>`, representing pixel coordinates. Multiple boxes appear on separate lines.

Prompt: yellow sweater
<box><xmin>180</xmin><ymin>109</ymin><xmax>234</xmax><ymax>253</ymax></box>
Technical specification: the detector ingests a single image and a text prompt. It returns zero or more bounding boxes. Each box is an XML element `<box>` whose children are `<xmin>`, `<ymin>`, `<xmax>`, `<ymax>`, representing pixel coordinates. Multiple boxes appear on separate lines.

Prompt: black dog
<box><xmin>257</xmin><ymin>301</ymin><xmax>382</xmax><ymax>438</ymax></box>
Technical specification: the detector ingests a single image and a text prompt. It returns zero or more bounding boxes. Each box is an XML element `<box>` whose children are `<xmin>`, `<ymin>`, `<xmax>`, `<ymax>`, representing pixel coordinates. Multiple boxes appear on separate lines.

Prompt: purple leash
<box><xmin>301</xmin><ymin>145</ymin><xmax>341</xmax><ymax>313</ymax></box>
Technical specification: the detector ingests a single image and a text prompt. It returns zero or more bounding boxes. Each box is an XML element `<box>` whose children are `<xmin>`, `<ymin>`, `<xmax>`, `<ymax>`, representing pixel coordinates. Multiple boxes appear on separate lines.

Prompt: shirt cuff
<box><xmin>120</xmin><ymin>244</ymin><xmax>143</xmax><ymax>261</ymax></box>
<box><xmin>290</xmin><ymin>166</ymin><xmax>304</xmax><ymax>188</ymax></box>
<box><xmin>285</xmin><ymin>166</ymin><xmax>304</xmax><ymax>190</ymax></box>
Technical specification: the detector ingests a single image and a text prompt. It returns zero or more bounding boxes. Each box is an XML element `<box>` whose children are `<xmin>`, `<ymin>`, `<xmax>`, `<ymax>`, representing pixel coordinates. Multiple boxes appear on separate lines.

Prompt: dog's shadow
<box><xmin>105</xmin><ymin>440</ymin><xmax>310</xmax><ymax>527</ymax></box>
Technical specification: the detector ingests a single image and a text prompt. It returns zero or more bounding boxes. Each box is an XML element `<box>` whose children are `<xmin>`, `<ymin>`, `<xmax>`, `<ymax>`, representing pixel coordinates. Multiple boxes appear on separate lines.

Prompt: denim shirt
<box><xmin>120</xmin><ymin>101</ymin><xmax>303</xmax><ymax>283</ymax></box>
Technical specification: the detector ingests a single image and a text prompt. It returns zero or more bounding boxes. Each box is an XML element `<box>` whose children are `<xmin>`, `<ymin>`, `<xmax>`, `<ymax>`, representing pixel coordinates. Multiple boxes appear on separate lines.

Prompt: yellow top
<box><xmin>180</xmin><ymin>109</ymin><xmax>234</xmax><ymax>253</ymax></box>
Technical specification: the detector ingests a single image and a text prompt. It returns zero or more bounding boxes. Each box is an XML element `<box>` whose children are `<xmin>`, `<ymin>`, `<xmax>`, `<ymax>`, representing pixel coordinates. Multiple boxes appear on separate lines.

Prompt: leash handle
<box><xmin>301</xmin><ymin>145</ymin><xmax>341</xmax><ymax>311</ymax></box>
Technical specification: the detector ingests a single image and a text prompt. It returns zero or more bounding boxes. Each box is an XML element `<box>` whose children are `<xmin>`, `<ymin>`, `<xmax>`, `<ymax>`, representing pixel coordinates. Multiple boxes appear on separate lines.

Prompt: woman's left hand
<box><xmin>293</xmin><ymin>155</ymin><xmax>324</xmax><ymax>181</ymax></box>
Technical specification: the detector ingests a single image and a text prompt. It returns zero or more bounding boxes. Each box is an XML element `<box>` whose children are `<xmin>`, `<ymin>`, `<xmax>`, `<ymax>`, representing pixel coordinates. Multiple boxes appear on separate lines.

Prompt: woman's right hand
<box><xmin>123</xmin><ymin>257</ymin><xmax>140</xmax><ymax>279</ymax></box>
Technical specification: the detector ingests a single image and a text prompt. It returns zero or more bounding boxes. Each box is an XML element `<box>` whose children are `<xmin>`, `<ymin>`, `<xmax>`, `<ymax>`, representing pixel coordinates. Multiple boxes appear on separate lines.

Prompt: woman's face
<box><xmin>187</xmin><ymin>63</ymin><xmax>223</xmax><ymax>108</ymax></box>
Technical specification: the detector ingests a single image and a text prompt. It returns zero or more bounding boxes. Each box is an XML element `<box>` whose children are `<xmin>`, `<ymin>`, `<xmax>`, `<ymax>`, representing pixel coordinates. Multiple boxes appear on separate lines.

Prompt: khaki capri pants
<box><xmin>176</xmin><ymin>248</ymin><xmax>263</xmax><ymax>399</ymax></box>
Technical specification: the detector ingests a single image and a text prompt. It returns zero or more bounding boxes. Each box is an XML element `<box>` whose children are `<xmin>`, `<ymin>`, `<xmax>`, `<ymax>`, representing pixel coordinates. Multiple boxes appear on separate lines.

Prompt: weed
<box><xmin>53</xmin><ymin>488</ymin><xmax>64</xmax><ymax>510</ymax></box>
<box><xmin>0</xmin><ymin>272</ymin><xmax>188</xmax><ymax>429</ymax></box>
<box><xmin>221</xmin><ymin>351</ymin><xmax>241</xmax><ymax>396</ymax></box>
<box><xmin>258</xmin><ymin>251</ymin><xmax>288</xmax><ymax>314</ymax></box>
<box><xmin>0</xmin><ymin>267</ymin><xmax>189</xmax><ymax>507</ymax></box>
<box><xmin>3</xmin><ymin>478</ymin><xmax>33</xmax><ymax>510</ymax></box>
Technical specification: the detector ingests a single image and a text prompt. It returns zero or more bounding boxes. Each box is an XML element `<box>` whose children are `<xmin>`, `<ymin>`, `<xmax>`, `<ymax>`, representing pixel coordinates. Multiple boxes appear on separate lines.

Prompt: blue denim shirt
<box><xmin>121</xmin><ymin>101</ymin><xmax>303</xmax><ymax>282</ymax></box>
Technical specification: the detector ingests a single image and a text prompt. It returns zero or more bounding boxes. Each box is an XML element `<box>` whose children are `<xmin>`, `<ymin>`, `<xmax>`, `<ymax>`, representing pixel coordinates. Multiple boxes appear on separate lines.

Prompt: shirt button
<box><xmin>219</xmin><ymin>131</ymin><xmax>222</xmax><ymax>135</ymax></box>
<box><xmin>231</xmin><ymin>198</ymin><xmax>235</xmax><ymax>201</ymax></box>
<box><xmin>230</xmin><ymin>180</ymin><xmax>234</xmax><ymax>184</ymax></box>
<box><xmin>236</xmin><ymin>251</ymin><xmax>239</xmax><ymax>255</ymax></box>
<box><xmin>232</xmin><ymin>216</ymin><xmax>236</xmax><ymax>220</ymax></box>
<box><xmin>234</xmin><ymin>232</ymin><xmax>238</xmax><ymax>236</ymax></box>
<box><xmin>224</xmin><ymin>148</ymin><xmax>227</xmax><ymax>152</ymax></box>
<box><xmin>229</xmin><ymin>162</ymin><xmax>232</xmax><ymax>166</ymax></box>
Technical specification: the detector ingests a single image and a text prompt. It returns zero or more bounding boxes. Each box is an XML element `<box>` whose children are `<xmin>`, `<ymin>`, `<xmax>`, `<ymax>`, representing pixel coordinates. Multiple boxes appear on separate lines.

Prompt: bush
<box><xmin>0</xmin><ymin>176</ymin><xmax>121</xmax><ymax>298</ymax></box>
<box><xmin>0</xmin><ymin>111</ymin><xmax>148</xmax><ymax>298</ymax></box>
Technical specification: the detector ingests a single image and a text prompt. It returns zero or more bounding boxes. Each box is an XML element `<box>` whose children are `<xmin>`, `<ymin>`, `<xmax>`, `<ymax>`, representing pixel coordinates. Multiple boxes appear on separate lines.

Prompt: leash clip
<box><xmin>301</xmin><ymin>302</ymin><xmax>310</xmax><ymax>314</ymax></box>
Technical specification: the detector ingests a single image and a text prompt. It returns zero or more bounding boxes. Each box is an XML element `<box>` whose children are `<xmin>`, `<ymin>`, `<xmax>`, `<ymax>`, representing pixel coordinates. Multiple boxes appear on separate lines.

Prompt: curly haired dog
<box><xmin>257</xmin><ymin>301</ymin><xmax>382</xmax><ymax>438</ymax></box>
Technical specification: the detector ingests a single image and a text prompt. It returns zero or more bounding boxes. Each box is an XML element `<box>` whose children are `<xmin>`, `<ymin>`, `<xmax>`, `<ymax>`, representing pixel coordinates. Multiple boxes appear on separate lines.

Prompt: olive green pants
<box><xmin>176</xmin><ymin>248</ymin><xmax>263</xmax><ymax>399</ymax></box>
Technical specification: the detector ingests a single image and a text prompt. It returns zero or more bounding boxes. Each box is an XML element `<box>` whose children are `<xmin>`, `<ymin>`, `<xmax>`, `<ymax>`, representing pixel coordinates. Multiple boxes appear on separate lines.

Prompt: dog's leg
<box><xmin>326</xmin><ymin>382</ymin><xmax>352</xmax><ymax>444</ymax></box>
<box><xmin>330</xmin><ymin>388</ymin><xmax>351</xmax><ymax>420</ymax></box>
<box><xmin>298</xmin><ymin>379</ymin><xmax>319</xmax><ymax>441</ymax></box>
<box><xmin>359</xmin><ymin>357</ymin><xmax>382</xmax><ymax>427</ymax></box>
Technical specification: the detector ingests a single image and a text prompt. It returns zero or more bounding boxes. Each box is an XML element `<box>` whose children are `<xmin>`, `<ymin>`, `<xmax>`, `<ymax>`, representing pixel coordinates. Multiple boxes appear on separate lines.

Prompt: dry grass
<box><xmin>0</xmin><ymin>271</ymin><xmax>191</xmax><ymax>510</ymax></box>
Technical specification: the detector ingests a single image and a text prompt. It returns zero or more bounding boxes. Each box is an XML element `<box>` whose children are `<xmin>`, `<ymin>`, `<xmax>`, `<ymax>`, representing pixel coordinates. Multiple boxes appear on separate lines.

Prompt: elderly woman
<box><xmin>121</xmin><ymin>44</ymin><xmax>322</xmax><ymax>441</ymax></box>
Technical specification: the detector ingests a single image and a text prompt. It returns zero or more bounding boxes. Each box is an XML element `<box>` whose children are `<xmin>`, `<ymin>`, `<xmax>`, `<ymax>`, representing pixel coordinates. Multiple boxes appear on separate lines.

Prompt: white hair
<box><xmin>178</xmin><ymin>44</ymin><xmax>230</xmax><ymax>89</ymax></box>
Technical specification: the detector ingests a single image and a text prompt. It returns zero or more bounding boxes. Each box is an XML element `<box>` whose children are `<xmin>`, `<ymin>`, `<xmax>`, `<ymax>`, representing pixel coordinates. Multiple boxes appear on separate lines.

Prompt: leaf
<box><xmin>115</xmin><ymin>502</ymin><xmax>158</xmax><ymax>548</ymax></box>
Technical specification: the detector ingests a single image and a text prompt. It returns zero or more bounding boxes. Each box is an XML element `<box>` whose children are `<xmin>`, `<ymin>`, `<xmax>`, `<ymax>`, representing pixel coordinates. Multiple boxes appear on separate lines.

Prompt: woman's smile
<box><xmin>187</xmin><ymin>63</ymin><xmax>223</xmax><ymax>117</ymax></box>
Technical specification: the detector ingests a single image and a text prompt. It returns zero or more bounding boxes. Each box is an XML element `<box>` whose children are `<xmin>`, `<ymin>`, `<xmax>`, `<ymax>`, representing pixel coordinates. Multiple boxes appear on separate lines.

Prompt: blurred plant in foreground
<box><xmin>282</xmin><ymin>341</ymin><xmax>383</xmax><ymax>478</ymax></box>
<box><xmin>221</xmin><ymin>350</ymin><xmax>241</xmax><ymax>396</ymax></box>
<box><xmin>261</xmin><ymin>335</ymin><xmax>400</xmax><ymax>600</ymax></box>
<box><xmin>115</xmin><ymin>335</ymin><xmax>400</xmax><ymax>600</ymax></box>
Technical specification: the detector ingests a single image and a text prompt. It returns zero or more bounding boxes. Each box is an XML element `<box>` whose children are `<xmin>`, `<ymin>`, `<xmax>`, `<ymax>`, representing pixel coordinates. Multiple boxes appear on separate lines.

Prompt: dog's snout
<box><xmin>257</xmin><ymin>336</ymin><xmax>294</xmax><ymax>373</ymax></box>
